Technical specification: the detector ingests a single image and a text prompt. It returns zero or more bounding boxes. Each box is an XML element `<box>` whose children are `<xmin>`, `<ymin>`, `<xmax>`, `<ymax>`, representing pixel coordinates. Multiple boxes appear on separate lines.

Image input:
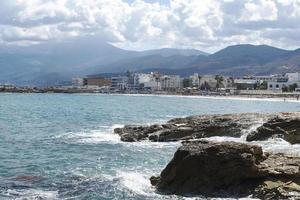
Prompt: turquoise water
<box><xmin>0</xmin><ymin>94</ymin><xmax>300</xmax><ymax>199</ymax></box>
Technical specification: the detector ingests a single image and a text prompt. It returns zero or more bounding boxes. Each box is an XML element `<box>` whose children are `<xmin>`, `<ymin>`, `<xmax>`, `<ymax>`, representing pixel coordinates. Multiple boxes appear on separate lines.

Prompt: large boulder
<box><xmin>247</xmin><ymin>112</ymin><xmax>300</xmax><ymax>144</ymax></box>
<box><xmin>151</xmin><ymin>140</ymin><xmax>300</xmax><ymax>199</ymax></box>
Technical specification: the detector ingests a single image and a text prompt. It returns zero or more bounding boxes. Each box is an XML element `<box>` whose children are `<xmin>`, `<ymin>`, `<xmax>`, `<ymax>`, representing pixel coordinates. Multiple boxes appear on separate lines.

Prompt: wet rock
<box><xmin>151</xmin><ymin>140</ymin><xmax>300</xmax><ymax>199</ymax></box>
<box><xmin>246</xmin><ymin>112</ymin><xmax>300</xmax><ymax>144</ymax></box>
<box><xmin>114</xmin><ymin>124</ymin><xmax>164</xmax><ymax>142</ymax></box>
<box><xmin>254</xmin><ymin>179</ymin><xmax>300</xmax><ymax>199</ymax></box>
<box><xmin>115</xmin><ymin>113</ymin><xmax>265</xmax><ymax>142</ymax></box>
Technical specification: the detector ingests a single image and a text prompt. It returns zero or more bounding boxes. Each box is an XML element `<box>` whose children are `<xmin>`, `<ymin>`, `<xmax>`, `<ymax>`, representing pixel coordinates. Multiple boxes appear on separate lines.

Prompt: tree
<box><xmin>282</xmin><ymin>85</ymin><xmax>289</xmax><ymax>92</ymax></box>
<box><xmin>289</xmin><ymin>83</ymin><xmax>298</xmax><ymax>92</ymax></box>
<box><xmin>215</xmin><ymin>75</ymin><xmax>224</xmax><ymax>89</ymax></box>
<box><xmin>183</xmin><ymin>78</ymin><xmax>192</xmax><ymax>88</ymax></box>
<box><xmin>257</xmin><ymin>81</ymin><xmax>267</xmax><ymax>90</ymax></box>
<box><xmin>200</xmin><ymin>81</ymin><xmax>210</xmax><ymax>91</ymax></box>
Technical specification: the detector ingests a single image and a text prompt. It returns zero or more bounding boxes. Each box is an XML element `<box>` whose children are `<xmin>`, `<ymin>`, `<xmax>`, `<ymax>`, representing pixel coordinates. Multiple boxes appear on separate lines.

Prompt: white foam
<box><xmin>55</xmin><ymin>124</ymin><xmax>123</xmax><ymax>144</ymax></box>
<box><xmin>116</xmin><ymin>170</ymin><xmax>259</xmax><ymax>200</ymax></box>
<box><xmin>117</xmin><ymin>170</ymin><xmax>153</xmax><ymax>196</ymax></box>
<box><xmin>251</xmin><ymin>139</ymin><xmax>300</xmax><ymax>156</ymax></box>
<box><xmin>122</xmin><ymin>140</ymin><xmax>181</xmax><ymax>149</ymax></box>
<box><xmin>3</xmin><ymin>189</ymin><xmax>58</xmax><ymax>200</ymax></box>
<box><xmin>205</xmin><ymin>124</ymin><xmax>300</xmax><ymax>157</ymax></box>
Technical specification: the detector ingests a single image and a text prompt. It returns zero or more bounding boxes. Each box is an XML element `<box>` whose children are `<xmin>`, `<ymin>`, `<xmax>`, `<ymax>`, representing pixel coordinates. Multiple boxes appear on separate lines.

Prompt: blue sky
<box><xmin>0</xmin><ymin>0</ymin><xmax>300</xmax><ymax>53</ymax></box>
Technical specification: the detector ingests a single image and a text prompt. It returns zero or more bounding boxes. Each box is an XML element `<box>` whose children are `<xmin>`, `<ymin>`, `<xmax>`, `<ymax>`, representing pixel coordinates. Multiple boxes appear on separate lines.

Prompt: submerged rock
<box><xmin>114</xmin><ymin>113</ymin><xmax>266</xmax><ymax>142</ymax></box>
<box><xmin>246</xmin><ymin>112</ymin><xmax>300</xmax><ymax>144</ymax></box>
<box><xmin>151</xmin><ymin>140</ymin><xmax>300</xmax><ymax>199</ymax></box>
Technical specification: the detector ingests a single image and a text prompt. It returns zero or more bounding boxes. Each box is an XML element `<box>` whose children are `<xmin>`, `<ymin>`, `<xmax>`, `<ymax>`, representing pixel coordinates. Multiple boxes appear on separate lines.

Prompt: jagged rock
<box><xmin>151</xmin><ymin>140</ymin><xmax>300</xmax><ymax>199</ymax></box>
<box><xmin>254</xmin><ymin>179</ymin><xmax>300</xmax><ymax>199</ymax></box>
<box><xmin>114</xmin><ymin>124</ymin><xmax>164</xmax><ymax>142</ymax></box>
<box><xmin>115</xmin><ymin>113</ymin><xmax>266</xmax><ymax>142</ymax></box>
<box><xmin>246</xmin><ymin>112</ymin><xmax>300</xmax><ymax>144</ymax></box>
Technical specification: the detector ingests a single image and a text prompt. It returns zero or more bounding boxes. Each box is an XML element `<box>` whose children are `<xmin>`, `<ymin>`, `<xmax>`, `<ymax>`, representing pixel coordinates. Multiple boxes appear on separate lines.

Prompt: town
<box><xmin>1</xmin><ymin>71</ymin><xmax>300</xmax><ymax>99</ymax></box>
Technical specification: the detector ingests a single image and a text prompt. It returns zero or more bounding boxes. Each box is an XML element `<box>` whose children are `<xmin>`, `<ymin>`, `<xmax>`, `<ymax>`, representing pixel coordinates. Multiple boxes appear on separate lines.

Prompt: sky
<box><xmin>0</xmin><ymin>0</ymin><xmax>300</xmax><ymax>53</ymax></box>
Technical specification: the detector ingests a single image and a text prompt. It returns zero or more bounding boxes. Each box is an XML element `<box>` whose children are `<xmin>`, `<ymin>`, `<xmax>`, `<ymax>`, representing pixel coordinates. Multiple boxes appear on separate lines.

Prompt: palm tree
<box><xmin>215</xmin><ymin>75</ymin><xmax>224</xmax><ymax>89</ymax></box>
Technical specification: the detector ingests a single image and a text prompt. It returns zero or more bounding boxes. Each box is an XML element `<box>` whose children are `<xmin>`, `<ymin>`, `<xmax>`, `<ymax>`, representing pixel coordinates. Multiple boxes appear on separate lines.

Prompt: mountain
<box><xmin>0</xmin><ymin>37</ymin><xmax>138</xmax><ymax>86</ymax></box>
<box><xmin>91</xmin><ymin>54</ymin><xmax>206</xmax><ymax>74</ymax></box>
<box><xmin>94</xmin><ymin>44</ymin><xmax>296</xmax><ymax>77</ymax></box>
<box><xmin>1</xmin><ymin>41</ymin><xmax>300</xmax><ymax>86</ymax></box>
<box><xmin>210</xmin><ymin>44</ymin><xmax>289</xmax><ymax>62</ymax></box>
<box><xmin>0</xmin><ymin>37</ymin><xmax>207</xmax><ymax>86</ymax></box>
<box><xmin>180</xmin><ymin>44</ymin><xmax>292</xmax><ymax>76</ymax></box>
<box><xmin>139</xmin><ymin>48</ymin><xmax>209</xmax><ymax>57</ymax></box>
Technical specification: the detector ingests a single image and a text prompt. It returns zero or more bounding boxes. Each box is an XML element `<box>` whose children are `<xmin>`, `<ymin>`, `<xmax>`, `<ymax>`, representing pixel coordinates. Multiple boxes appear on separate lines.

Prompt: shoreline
<box><xmin>106</xmin><ymin>92</ymin><xmax>300</xmax><ymax>103</ymax></box>
<box><xmin>1</xmin><ymin>91</ymin><xmax>300</xmax><ymax>103</ymax></box>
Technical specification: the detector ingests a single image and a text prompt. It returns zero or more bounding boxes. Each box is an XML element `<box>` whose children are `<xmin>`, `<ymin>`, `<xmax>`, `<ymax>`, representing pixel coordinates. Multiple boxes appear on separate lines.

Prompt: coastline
<box><xmin>107</xmin><ymin>92</ymin><xmax>300</xmax><ymax>103</ymax></box>
<box><xmin>2</xmin><ymin>91</ymin><xmax>300</xmax><ymax>103</ymax></box>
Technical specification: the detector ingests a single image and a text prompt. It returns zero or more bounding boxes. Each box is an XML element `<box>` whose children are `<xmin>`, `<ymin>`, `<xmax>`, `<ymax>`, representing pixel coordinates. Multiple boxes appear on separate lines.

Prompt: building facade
<box><xmin>84</xmin><ymin>77</ymin><xmax>111</xmax><ymax>87</ymax></box>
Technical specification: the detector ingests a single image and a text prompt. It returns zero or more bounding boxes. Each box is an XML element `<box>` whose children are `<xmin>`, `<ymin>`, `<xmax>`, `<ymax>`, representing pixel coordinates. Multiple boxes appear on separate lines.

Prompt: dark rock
<box><xmin>151</xmin><ymin>140</ymin><xmax>300</xmax><ymax>199</ymax></box>
<box><xmin>150</xmin><ymin>176</ymin><xmax>160</xmax><ymax>186</ymax></box>
<box><xmin>114</xmin><ymin>125</ymin><xmax>164</xmax><ymax>142</ymax></box>
<box><xmin>115</xmin><ymin>112</ymin><xmax>300</xmax><ymax>144</ymax></box>
<box><xmin>247</xmin><ymin>112</ymin><xmax>300</xmax><ymax>144</ymax></box>
<box><xmin>115</xmin><ymin>113</ymin><xmax>266</xmax><ymax>142</ymax></box>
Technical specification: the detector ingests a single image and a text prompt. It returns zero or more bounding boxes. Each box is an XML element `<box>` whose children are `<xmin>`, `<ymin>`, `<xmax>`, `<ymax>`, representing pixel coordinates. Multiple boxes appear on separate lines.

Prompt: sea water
<box><xmin>0</xmin><ymin>93</ymin><xmax>300</xmax><ymax>199</ymax></box>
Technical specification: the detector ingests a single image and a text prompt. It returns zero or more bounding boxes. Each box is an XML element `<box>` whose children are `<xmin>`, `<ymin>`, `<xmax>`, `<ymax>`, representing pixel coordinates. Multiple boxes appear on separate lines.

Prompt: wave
<box><xmin>205</xmin><ymin>122</ymin><xmax>300</xmax><ymax>157</ymax></box>
<box><xmin>117</xmin><ymin>170</ymin><xmax>153</xmax><ymax>196</ymax></box>
<box><xmin>1</xmin><ymin>188</ymin><xmax>58</xmax><ymax>200</ymax></box>
<box><xmin>54</xmin><ymin>124</ymin><xmax>123</xmax><ymax>144</ymax></box>
<box><xmin>115</xmin><ymin>170</ymin><xmax>258</xmax><ymax>200</ymax></box>
<box><xmin>54</xmin><ymin>124</ymin><xmax>181</xmax><ymax>149</ymax></box>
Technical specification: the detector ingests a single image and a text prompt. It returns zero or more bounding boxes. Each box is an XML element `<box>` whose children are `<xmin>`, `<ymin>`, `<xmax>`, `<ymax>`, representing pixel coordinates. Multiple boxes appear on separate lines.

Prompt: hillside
<box><xmin>1</xmin><ymin>41</ymin><xmax>300</xmax><ymax>86</ymax></box>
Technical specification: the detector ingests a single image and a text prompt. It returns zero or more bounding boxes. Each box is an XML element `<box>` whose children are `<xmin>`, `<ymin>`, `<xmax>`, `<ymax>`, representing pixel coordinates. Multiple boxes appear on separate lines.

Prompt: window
<box><xmin>276</xmin><ymin>84</ymin><xmax>279</xmax><ymax>88</ymax></box>
<box><xmin>269</xmin><ymin>84</ymin><xmax>273</xmax><ymax>88</ymax></box>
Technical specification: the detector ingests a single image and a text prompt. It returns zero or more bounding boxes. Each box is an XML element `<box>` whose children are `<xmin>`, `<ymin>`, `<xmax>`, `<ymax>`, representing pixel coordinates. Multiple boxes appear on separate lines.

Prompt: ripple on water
<box><xmin>1</xmin><ymin>189</ymin><xmax>59</xmax><ymax>200</ymax></box>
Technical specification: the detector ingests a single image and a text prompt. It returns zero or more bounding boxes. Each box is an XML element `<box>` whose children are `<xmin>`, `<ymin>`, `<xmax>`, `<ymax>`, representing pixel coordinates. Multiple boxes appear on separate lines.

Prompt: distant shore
<box><xmin>1</xmin><ymin>87</ymin><xmax>300</xmax><ymax>103</ymax></box>
<box><xmin>105</xmin><ymin>92</ymin><xmax>300</xmax><ymax>103</ymax></box>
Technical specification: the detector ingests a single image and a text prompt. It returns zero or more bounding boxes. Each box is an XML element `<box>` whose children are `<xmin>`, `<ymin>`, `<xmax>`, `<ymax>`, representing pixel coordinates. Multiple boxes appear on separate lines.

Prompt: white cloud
<box><xmin>241</xmin><ymin>0</ymin><xmax>278</xmax><ymax>22</ymax></box>
<box><xmin>0</xmin><ymin>0</ymin><xmax>300</xmax><ymax>52</ymax></box>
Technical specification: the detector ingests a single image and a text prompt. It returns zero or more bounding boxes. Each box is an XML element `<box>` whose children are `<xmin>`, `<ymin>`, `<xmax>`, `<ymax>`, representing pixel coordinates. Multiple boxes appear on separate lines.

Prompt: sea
<box><xmin>0</xmin><ymin>93</ymin><xmax>300</xmax><ymax>199</ymax></box>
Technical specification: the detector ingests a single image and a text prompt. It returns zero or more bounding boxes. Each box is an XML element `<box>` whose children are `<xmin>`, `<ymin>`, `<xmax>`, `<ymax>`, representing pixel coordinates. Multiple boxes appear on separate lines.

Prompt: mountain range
<box><xmin>0</xmin><ymin>37</ymin><xmax>300</xmax><ymax>86</ymax></box>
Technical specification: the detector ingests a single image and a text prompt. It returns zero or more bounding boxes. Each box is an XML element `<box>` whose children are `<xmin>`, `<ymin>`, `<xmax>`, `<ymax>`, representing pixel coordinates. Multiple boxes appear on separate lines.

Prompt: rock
<box><xmin>254</xmin><ymin>179</ymin><xmax>300</xmax><ymax>199</ymax></box>
<box><xmin>247</xmin><ymin>112</ymin><xmax>300</xmax><ymax>144</ymax></box>
<box><xmin>114</xmin><ymin>124</ymin><xmax>164</xmax><ymax>142</ymax></box>
<box><xmin>116</xmin><ymin>112</ymin><xmax>300</xmax><ymax>143</ymax></box>
<box><xmin>151</xmin><ymin>140</ymin><xmax>300</xmax><ymax>199</ymax></box>
<box><xmin>115</xmin><ymin>113</ymin><xmax>266</xmax><ymax>142</ymax></box>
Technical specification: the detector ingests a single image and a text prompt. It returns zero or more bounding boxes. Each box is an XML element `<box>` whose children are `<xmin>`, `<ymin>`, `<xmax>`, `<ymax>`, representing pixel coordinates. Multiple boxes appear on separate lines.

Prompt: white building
<box><xmin>72</xmin><ymin>77</ymin><xmax>84</xmax><ymax>87</ymax></box>
<box><xmin>161</xmin><ymin>75</ymin><xmax>182</xmax><ymax>90</ymax></box>
<box><xmin>199</xmin><ymin>75</ymin><xmax>217</xmax><ymax>86</ymax></box>
<box><xmin>133</xmin><ymin>73</ymin><xmax>161</xmax><ymax>91</ymax></box>
<box><xmin>286</xmin><ymin>72</ymin><xmax>300</xmax><ymax>82</ymax></box>
<box><xmin>267</xmin><ymin>73</ymin><xmax>300</xmax><ymax>90</ymax></box>
<box><xmin>234</xmin><ymin>79</ymin><xmax>260</xmax><ymax>90</ymax></box>
<box><xmin>111</xmin><ymin>76</ymin><xmax>129</xmax><ymax>91</ymax></box>
<box><xmin>189</xmin><ymin>73</ymin><xmax>201</xmax><ymax>87</ymax></box>
<box><xmin>143</xmin><ymin>81</ymin><xmax>161</xmax><ymax>91</ymax></box>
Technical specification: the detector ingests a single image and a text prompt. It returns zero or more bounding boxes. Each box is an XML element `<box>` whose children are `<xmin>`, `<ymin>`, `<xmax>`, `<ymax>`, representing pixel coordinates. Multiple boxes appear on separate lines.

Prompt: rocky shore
<box><xmin>114</xmin><ymin>112</ymin><xmax>300</xmax><ymax>144</ymax></box>
<box><xmin>115</xmin><ymin>112</ymin><xmax>300</xmax><ymax>199</ymax></box>
<box><xmin>150</xmin><ymin>140</ymin><xmax>300</xmax><ymax>199</ymax></box>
